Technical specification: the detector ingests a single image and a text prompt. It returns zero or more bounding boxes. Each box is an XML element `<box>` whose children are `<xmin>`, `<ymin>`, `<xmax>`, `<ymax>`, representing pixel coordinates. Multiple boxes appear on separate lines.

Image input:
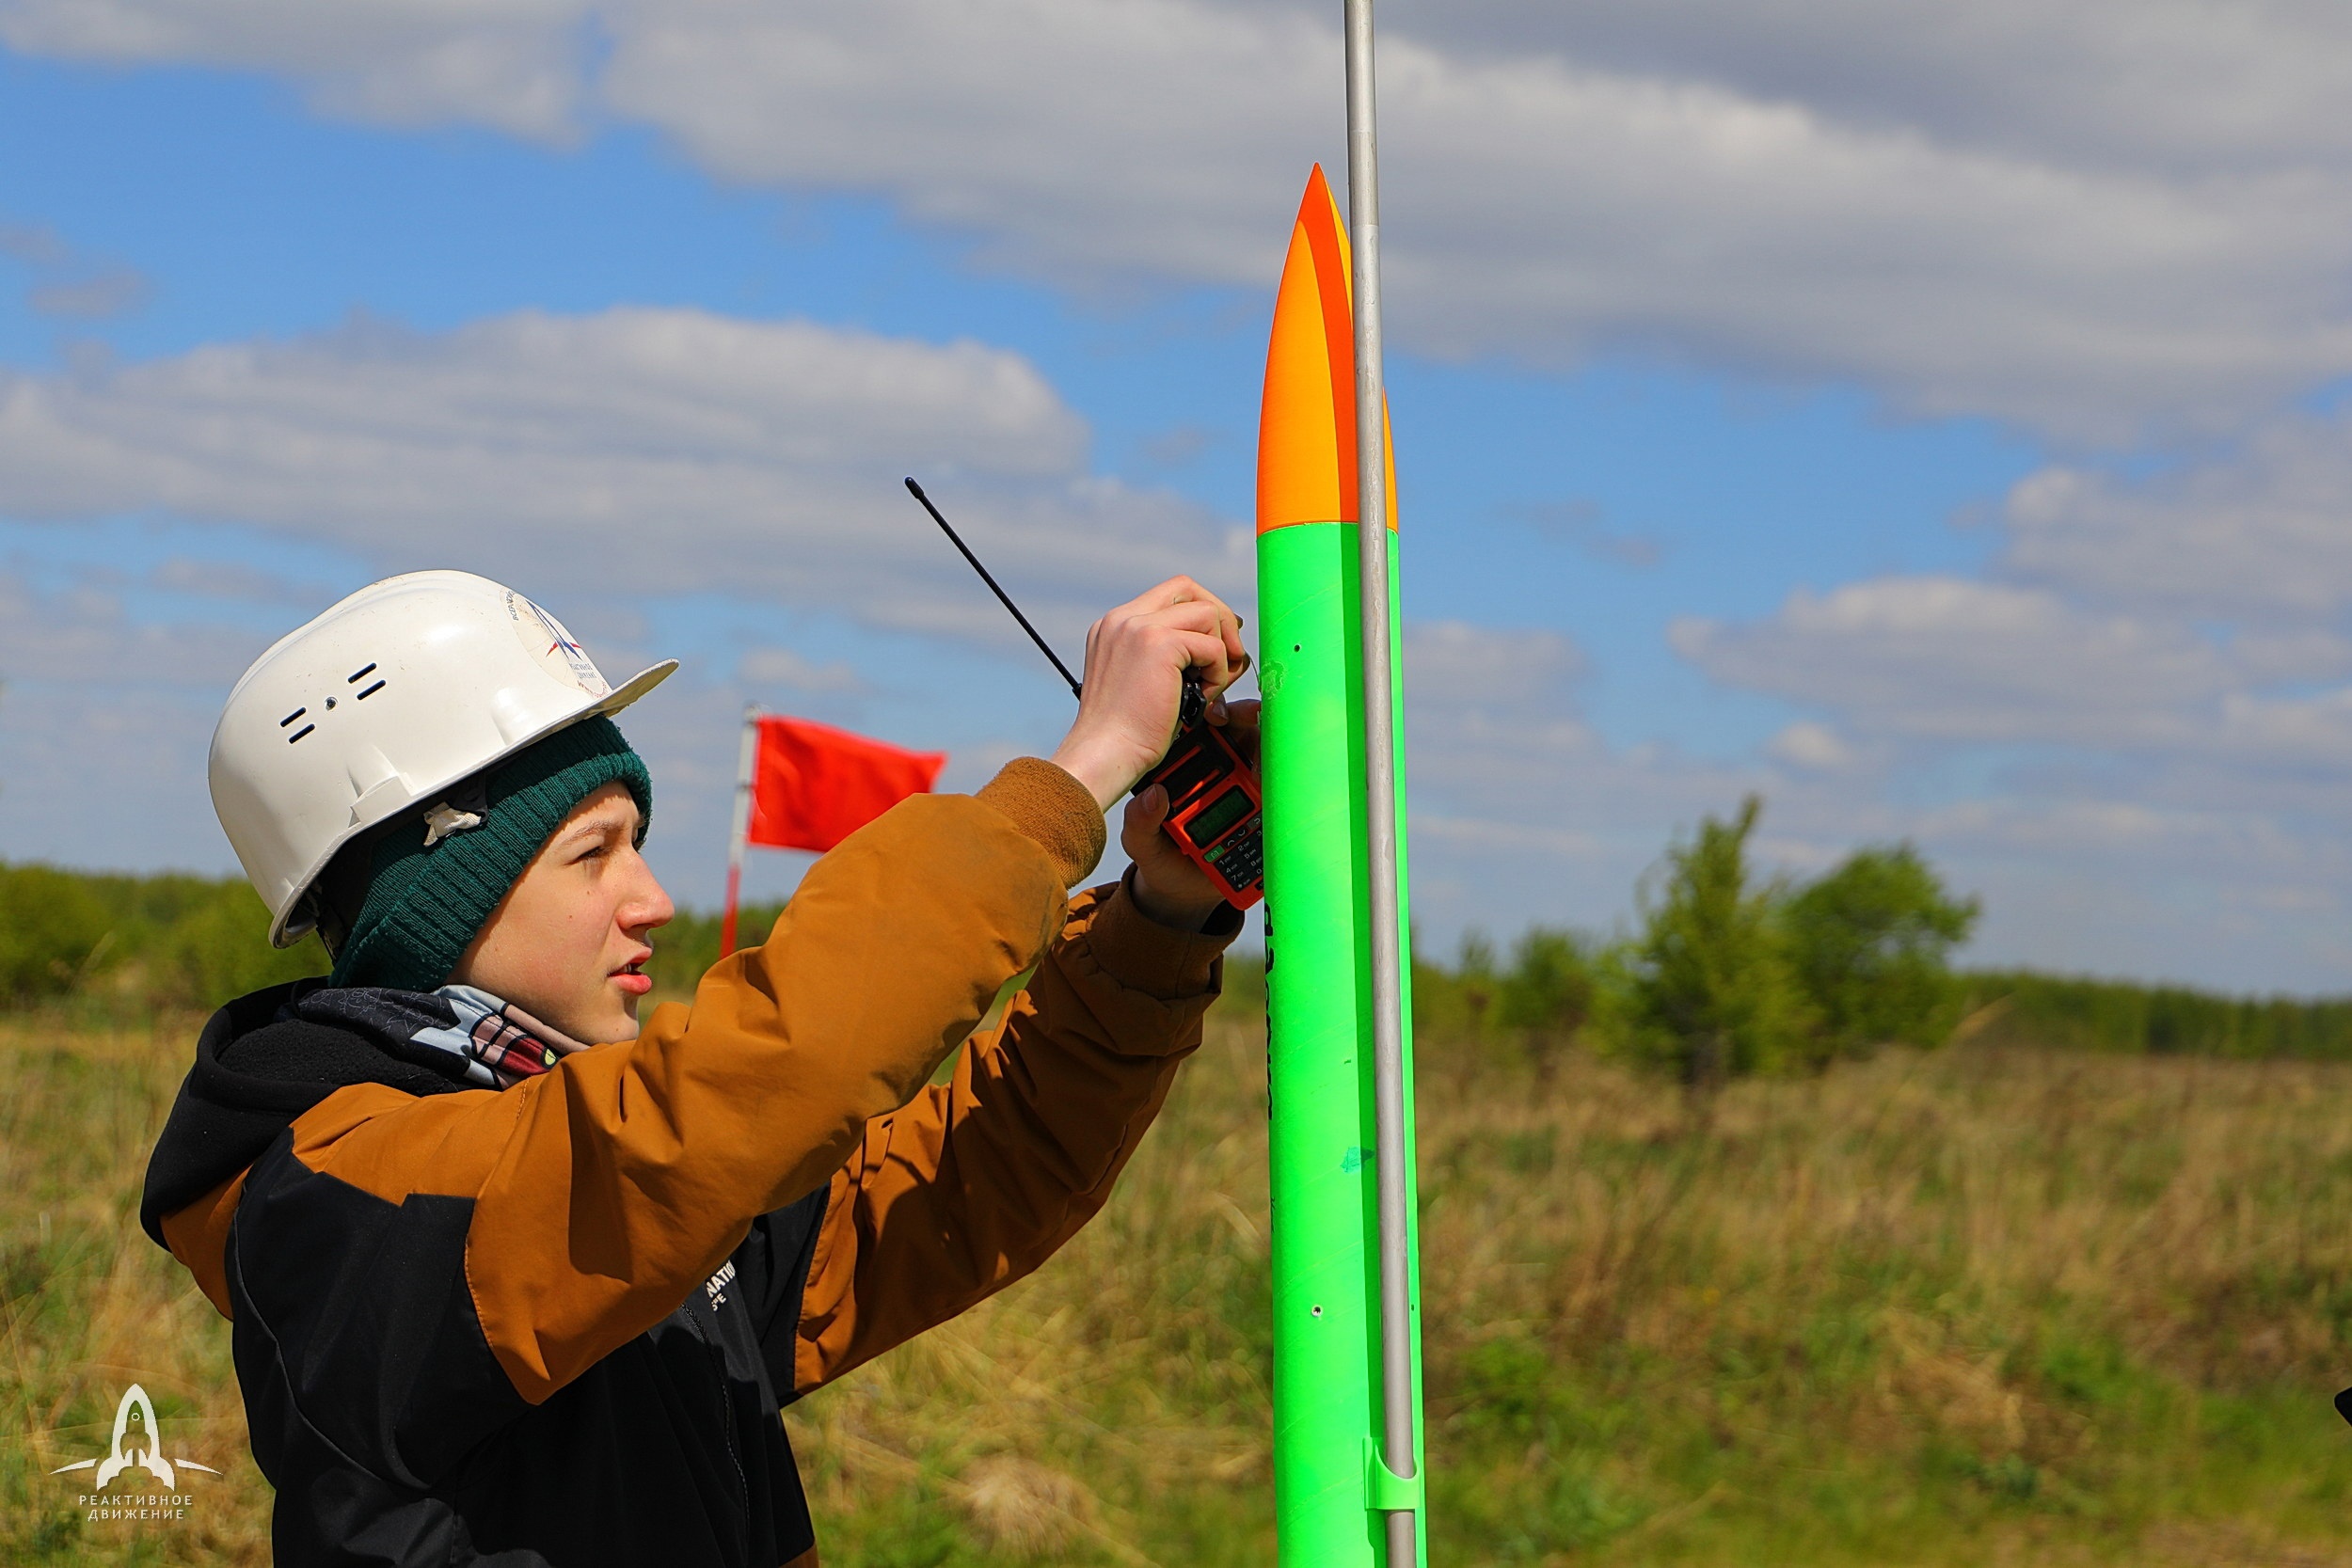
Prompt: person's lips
<box><xmin>611</xmin><ymin>950</ymin><xmax>653</xmax><ymax>996</ymax></box>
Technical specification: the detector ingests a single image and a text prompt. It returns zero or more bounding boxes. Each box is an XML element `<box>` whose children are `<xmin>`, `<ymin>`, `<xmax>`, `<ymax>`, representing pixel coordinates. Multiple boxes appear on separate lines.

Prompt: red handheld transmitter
<box><xmin>1132</xmin><ymin>672</ymin><xmax>1263</xmax><ymax>909</ymax></box>
<box><xmin>905</xmin><ymin>478</ymin><xmax>1264</xmax><ymax>911</ymax></box>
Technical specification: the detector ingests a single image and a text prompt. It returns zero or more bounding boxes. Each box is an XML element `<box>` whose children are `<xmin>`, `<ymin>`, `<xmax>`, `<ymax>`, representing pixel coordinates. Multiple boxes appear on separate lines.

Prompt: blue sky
<box><xmin>7</xmin><ymin>2</ymin><xmax>2352</xmax><ymax>990</ymax></box>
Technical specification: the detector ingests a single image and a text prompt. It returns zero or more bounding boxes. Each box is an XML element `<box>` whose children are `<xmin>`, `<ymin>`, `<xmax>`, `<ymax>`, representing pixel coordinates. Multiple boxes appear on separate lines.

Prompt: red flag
<box><xmin>746</xmin><ymin>715</ymin><xmax>946</xmax><ymax>853</ymax></box>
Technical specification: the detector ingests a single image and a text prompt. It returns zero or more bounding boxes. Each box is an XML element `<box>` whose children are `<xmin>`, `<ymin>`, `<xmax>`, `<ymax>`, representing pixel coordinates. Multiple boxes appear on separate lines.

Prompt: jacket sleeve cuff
<box><xmin>974</xmin><ymin>758</ymin><xmax>1108</xmax><ymax>888</ymax></box>
<box><xmin>1082</xmin><ymin>868</ymin><xmax>1243</xmax><ymax>1002</ymax></box>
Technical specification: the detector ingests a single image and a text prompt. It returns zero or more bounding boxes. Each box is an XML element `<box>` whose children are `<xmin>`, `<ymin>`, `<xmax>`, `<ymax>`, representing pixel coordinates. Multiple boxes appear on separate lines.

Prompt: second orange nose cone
<box><xmin>1256</xmin><ymin>165</ymin><xmax>1397</xmax><ymax>535</ymax></box>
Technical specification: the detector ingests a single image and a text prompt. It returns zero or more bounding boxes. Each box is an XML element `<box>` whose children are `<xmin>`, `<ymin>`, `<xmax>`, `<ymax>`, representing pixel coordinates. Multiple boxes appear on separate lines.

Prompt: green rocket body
<box><xmin>1259</xmin><ymin>527</ymin><xmax>1426</xmax><ymax>1564</ymax></box>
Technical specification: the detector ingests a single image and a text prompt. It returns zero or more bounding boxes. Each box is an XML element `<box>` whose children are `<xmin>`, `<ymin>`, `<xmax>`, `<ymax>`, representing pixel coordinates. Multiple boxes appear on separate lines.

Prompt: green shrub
<box><xmin>142</xmin><ymin>881</ymin><xmax>327</xmax><ymax>1010</ymax></box>
<box><xmin>1618</xmin><ymin>794</ymin><xmax>1816</xmax><ymax>1088</ymax></box>
<box><xmin>0</xmin><ymin>862</ymin><xmax>325</xmax><ymax>1013</ymax></box>
<box><xmin>0</xmin><ymin>864</ymin><xmax>113</xmax><ymax>999</ymax></box>
<box><xmin>1497</xmin><ymin>927</ymin><xmax>1596</xmax><ymax>1032</ymax></box>
<box><xmin>1494</xmin><ymin>927</ymin><xmax>1596</xmax><ymax>1075</ymax></box>
<box><xmin>1782</xmin><ymin>844</ymin><xmax>1979</xmax><ymax>1058</ymax></box>
<box><xmin>646</xmin><ymin>902</ymin><xmax>787</xmax><ymax>1002</ymax></box>
<box><xmin>1412</xmin><ymin>927</ymin><xmax>1501</xmax><ymax>1041</ymax></box>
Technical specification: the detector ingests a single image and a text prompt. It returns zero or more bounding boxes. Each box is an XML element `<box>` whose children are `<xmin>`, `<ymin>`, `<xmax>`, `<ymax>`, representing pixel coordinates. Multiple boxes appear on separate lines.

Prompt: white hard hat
<box><xmin>210</xmin><ymin>570</ymin><xmax>676</xmax><ymax>946</ymax></box>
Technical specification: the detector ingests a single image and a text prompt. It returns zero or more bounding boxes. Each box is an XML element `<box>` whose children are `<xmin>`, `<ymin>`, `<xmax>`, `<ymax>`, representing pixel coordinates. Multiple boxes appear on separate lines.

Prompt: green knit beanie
<box><xmin>330</xmin><ymin>717</ymin><xmax>653</xmax><ymax>992</ymax></box>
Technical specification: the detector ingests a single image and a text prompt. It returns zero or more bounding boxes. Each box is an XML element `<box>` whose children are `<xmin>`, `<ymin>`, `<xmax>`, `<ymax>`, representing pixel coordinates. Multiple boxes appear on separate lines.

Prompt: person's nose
<box><xmin>622</xmin><ymin>855</ymin><xmax>675</xmax><ymax>934</ymax></box>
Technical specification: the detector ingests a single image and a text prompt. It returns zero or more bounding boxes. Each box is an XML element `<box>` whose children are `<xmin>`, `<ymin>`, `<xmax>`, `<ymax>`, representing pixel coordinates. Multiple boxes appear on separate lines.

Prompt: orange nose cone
<box><xmin>1256</xmin><ymin>165</ymin><xmax>1397</xmax><ymax>534</ymax></box>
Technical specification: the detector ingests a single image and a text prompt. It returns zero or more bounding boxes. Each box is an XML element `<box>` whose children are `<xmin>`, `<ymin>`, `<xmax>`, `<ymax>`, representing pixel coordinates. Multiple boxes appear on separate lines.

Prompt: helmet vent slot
<box><xmin>278</xmin><ymin>707</ymin><xmax>306</xmax><ymax>728</ymax></box>
<box><xmin>346</xmin><ymin>663</ymin><xmax>377</xmax><ymax>684</ymax></box>
<box><xmin>288</xmin><ymin>723</ymin><xmax>317</xmax><ymax>744</ymax></box>
<box><xmin>355</xmin><ymin>679</ymin><xmax>387</xmax><ymax>701</ymax></box>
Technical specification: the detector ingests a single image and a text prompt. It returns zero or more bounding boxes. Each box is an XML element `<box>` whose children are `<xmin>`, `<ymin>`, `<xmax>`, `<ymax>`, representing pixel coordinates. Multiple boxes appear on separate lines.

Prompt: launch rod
<box><xmin>904</xmin><ymin>477</ymin><xmax>1084</xmax><ymax>699</ymax></box>
<box><xmin>1344</xmin><ymin>2</ymin><xmax>1418</xmax><ymax>1564</ymax></box>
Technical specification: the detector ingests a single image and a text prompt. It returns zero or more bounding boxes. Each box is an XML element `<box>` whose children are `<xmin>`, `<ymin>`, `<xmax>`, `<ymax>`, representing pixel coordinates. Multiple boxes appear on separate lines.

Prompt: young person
<box><xmin>141</xmin><ymin>568</ymin><xmax>1252</xmax><ymax>1567</ymax></box>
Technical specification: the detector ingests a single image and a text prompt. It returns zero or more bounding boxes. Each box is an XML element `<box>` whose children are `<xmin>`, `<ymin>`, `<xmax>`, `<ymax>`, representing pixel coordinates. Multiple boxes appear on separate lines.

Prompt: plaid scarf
<box><xmin>288</xmin><ymin>982</ymin><xmax>593</xmax><ymax>1090</ymax></box>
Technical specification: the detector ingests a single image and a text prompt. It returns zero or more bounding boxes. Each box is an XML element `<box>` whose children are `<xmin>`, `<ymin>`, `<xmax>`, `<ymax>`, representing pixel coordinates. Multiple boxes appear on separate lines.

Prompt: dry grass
<box><xmin>0</xmin><ymin>1019</ymin><xmax>272</xmax><ymax>1564</ymax></box>
<box><xmin>1398</xmin><ymin>1040</ymin><xmax>2352</xmax><ymax>1564</ymax></box>
<box><xmin>8</xmin><ymin>1008</ymin><xmax>2352</xmax><ymax>1564</ymax></box>
<box><xmin>789</xmin><ymin>1024</ymin><xmax>2352</xmax><ymax>1566</ymax></box>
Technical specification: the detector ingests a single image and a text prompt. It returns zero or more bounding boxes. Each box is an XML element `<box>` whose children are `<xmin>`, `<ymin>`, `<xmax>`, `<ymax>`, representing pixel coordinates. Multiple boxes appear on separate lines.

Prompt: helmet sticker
<box><xmin>504</xmin><ymin>591</ymin><xmax>612</xmax><ymax>699</ymax></box>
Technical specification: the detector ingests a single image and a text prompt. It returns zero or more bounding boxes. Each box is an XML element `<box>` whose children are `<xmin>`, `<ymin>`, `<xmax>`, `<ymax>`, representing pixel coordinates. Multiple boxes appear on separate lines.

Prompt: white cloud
<box><xmin>1374</xmin><ymin>1</ymin><xmax>2352</xmax><ymax>179</ymax></box>
<box><xmin>598</xmin><ymin>0</ymin><xmax>1319</xmax><ymax>293</ymax></box>
<box><xmin>0</xmin><ymin>0</ymin><xmax>592</xmax><ymax>138</ymax></box>
<box><xmin>9</xmin><ymin>539</ymin><xmax>2344</xmax><ymax>990</ymax></box>
<box><xmin>2215</xmin><ymin>689</ymin><xmax>2352</xmax><ymax>772</ymax></box>
<box><xmin>739</xmin><ymin>645</ymin><xmax>866</xmax><ymax>694</ymax></box>
<box><xmin>0</xmin><ymin>680</ymin><xmax>232</xmax><ymax>870</ymax></box>
<box><xmin>0</xmin><ymin>569</ymin><xmax>266</xmax><ymax>689</ymax></box>
<box><xmin>0</xmin><ymin>305</ymin><xmax>1246</xmax><ymax>636</ymax></box>
<box><xmin>1667</xmin><ymin>392</ymin><xmax>2352</xmax><ymax>799</ymax></box>
<box><xmin>10</xmin><ymin>0</ymin><xmax>2352</xmax><ymax>434</ymax></box>
<box><xmin>598</xmin><ymin>0</ymin><xmax>2352</xmax><ymax>437</ymax></box>
<box><xmin>1766</xmin><ymin>720</ymin><xmax>1867</xmax><ymax>773</ymax></box>
<box><xmin>1397</xmin><ymin>620</ymin><xmax>1780</xmax><ymax>919</ymax></box>
<box><xmin>1405</xmin><ymin>618</ymin><xmax>1586</xmax><ymax>708</ymax></box>
<box><xmin>0</xmin><ymin>570</ymin><xmax>274</xmax><ymax>874</ymax></box>
<box><xmin>1652</xmin><ymin>549</ymin><xmax>2352</xmax><ymax>988</ymax></box>
<box><xmin>1672</xmin><ymin>577</ymin><xmax>2264</xmax><ymax>747</ymax></box>
<box><xmin>146</xmin><ymin>555</ymin><xmax>326</xmax><ymax>605</ymax></box>
<box><xmin>2001</xmin><ymin>409</ymin><xmax>2352</xmax><ymax>620</ymax></box>
<box><xmin>1677</xmin><ymin>571</ymin><xmax>2352</xmax><ymax>776</ymax></box>
<box><xmin>0</xmin><ymin>219</ymin><xmax>151</xmax><ymax>321</ymax></box>
<box><xmin>0</xmin><ymin>307</ymin><xmax>1257</xmax><ymax>895</ymax></box>
<box><xmin>1402</xmin><ymin>621</ymin><xmax>1604</xmax><ymax>816</ymax></box>
<box><xmin>13</xmin><ymin>2</ymin><xmax>2352</xmax><ymax>983</ymax></box>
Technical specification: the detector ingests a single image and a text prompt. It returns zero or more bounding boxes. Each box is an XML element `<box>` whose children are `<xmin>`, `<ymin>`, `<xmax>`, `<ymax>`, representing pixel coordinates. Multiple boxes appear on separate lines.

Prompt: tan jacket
<box><xmin>143</xmin><ymin>757</ymin><xmax>1233</xmax><ymax>1566</ymax></box>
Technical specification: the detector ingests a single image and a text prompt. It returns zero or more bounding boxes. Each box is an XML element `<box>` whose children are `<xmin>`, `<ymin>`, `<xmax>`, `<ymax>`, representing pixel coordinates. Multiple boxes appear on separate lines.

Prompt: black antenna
<box><xmin>905</xmin><ymin>477</ymin><xmax>1084</xmax><ymax>699</ymax></box>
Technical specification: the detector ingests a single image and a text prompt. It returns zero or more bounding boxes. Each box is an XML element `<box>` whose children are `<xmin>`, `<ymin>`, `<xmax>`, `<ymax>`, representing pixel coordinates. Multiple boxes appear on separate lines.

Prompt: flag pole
<box><xmin>1344</xmin><ymin>3</ymin><xmax>1421</xmax><ymax>1564</ymax></box>
<box><xmin>720</xmin><ymin>705</ymin><xmax>758</xmax><ymax>958</ymax></box>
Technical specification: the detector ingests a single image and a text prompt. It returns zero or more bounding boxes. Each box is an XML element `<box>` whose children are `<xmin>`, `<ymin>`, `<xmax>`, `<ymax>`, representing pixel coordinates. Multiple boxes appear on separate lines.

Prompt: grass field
<box><xmin>8</xmin><ymin>1000</ymin><xmax>2352</xmax><ymax>1565</ymax></box>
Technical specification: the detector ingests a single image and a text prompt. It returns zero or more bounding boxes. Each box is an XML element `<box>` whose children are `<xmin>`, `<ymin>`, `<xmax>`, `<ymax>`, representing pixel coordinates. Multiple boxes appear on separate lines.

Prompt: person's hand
<box><xmin>1124</xmin><ymin>699</ymin><xmax>1259</xmax><ymax>929</ymax></box>
<box><xmin>1048</xmin><ymin>577</ymin><xmax>1248</xmax><ymax>812</ymax></box>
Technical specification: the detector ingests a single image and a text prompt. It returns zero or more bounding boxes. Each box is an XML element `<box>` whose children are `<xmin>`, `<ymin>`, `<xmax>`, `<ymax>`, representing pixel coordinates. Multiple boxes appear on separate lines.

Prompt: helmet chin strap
<box><xmin>310</xmin><ymin>833</ymin><xmax>382</xmax><ymax>960</ymax></box>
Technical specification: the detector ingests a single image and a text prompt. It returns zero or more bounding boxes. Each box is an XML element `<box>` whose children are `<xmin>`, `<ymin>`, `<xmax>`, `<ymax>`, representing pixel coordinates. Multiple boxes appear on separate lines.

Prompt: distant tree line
<box><xmin>0</xmin><ymin>862</ymin><xmax>326</xmax><ymax>1014</ymax></box>
<box><xmin>1954</xmin><ymin>970</ymin><xmax>2352</xmax><ymax>1060</ymax></box>
<box><xmin>0</xmin><ymin>861</ymin><xmax>782</xmax><ymax>1019</ymax></box>
<box><xmin>1409</xmin><ymin>794</ymin><xmax>2352</xmax><ymax>1083</ymax></box>
<box><xmin>7</xmin><ymin>805</ymin><xmax>2352</xmax><ymax>1074</ymax></box>
<box><xmin>644</xmin><ymin>904</ymin><xmax>787</xmax><ymax>999</ymax></box>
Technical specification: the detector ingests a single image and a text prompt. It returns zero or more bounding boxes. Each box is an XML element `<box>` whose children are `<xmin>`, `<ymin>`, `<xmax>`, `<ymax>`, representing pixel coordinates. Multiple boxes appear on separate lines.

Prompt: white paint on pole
<box><xmin>728</xmin><ymin>704</ymin><xmax>760</xmax><ymax>866</ymax></box>
<box><xmin>722</xmin><ymin>703</ymin><xmax>760</xmax><ymax>953</ymax></box>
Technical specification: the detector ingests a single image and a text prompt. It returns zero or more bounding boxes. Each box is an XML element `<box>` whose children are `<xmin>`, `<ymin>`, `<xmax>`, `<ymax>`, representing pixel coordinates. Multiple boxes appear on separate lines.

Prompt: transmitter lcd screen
<box><xmin>1189</xmin><ymin>785</ymin><xmax>1252</xmax><ymax>845</ymax></box>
